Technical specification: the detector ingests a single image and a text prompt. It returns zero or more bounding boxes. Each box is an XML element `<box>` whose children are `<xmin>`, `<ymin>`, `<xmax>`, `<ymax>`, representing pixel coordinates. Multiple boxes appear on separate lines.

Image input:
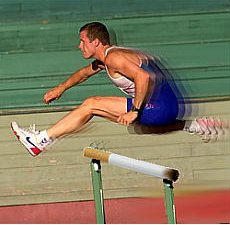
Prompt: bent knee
<box><xmin>82</xmin><ymin>96</ymin><xmax>102</xmax><ymax>109</ymax></box>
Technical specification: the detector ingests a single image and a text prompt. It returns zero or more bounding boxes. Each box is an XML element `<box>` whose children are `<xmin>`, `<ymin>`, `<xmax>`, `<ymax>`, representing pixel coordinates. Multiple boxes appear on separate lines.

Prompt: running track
<box><xmin>0</xmin><ymin>190</ymin><xmax>229</xmax><ymax>223</ymax></box>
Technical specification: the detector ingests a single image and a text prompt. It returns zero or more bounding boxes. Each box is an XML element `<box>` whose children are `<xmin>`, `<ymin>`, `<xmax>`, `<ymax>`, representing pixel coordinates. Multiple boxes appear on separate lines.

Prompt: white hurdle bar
<box><xmin>84</xmin><ymin>147</ymin><xmax>179</xmax><ymax>182</ymax></box>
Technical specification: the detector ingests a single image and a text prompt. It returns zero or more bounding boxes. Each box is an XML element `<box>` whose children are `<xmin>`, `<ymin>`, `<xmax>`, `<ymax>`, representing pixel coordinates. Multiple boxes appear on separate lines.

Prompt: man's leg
<box><xmin>47</xmin><ymin>96</ymin><xmax>127</xmax><ymax>139</ymax></box>
<box><xmin>11</xmin><ymin>96</ymin><xmax>127</xmax><ymax>156</ymax></box>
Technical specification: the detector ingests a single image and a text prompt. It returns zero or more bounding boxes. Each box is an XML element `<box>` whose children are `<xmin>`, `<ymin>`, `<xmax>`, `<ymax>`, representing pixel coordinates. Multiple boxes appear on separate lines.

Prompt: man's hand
<box><xmin>43</xmin><ymin>85</ymin><xmax>65</xmax><ymax>104</ymax></box>
<box><xmin>117</xmin><ymin>111</ymin><xmax>138</xmax><ymax>126</ymax></box>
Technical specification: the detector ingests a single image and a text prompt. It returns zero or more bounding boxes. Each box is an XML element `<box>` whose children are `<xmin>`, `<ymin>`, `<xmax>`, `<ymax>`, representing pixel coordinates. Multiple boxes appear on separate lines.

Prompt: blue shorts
<box><xmin>127</xmin><ymin>61</ymin><xmax>179</xmax><ymax>126</ymax></box>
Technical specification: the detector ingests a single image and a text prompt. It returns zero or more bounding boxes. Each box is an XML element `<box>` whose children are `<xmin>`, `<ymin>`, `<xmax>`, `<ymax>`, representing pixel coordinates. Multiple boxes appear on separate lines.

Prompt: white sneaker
<box><xmin>11</xmin><ymin>121</ymin><xmax>51</xmax><ymax>156</ymax></box>
<box><xmin>184</xmin><ymin>116</ymin><xmax>229</xmax><ymax>143</ymax></box>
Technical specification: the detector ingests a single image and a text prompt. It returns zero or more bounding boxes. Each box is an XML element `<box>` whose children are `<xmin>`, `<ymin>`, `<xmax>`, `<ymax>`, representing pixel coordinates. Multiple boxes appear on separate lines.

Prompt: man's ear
<box><xmin>93</xmin><ymin>38</ymin><xmax>100</xmax><ymax>47</ymax></box>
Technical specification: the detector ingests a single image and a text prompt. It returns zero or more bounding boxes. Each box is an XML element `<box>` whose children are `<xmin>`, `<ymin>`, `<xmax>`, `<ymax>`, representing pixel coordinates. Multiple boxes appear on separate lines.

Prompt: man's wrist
<box><xmin>130</xmin><ymin>104</ymin><xmax>141</xmax><ymax>113</ymax></box>
<box><xmin>58</xmin><ymin>84</ymin><xmax>66</xmax><ymax>93</ymax></box>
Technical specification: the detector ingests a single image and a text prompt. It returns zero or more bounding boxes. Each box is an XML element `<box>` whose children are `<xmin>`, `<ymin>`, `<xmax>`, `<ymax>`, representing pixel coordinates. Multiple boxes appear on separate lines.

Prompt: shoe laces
<box><xmin>27</xmin><ymin>124</ymin><xmax>40</xmax><ymax>135</ymax></box>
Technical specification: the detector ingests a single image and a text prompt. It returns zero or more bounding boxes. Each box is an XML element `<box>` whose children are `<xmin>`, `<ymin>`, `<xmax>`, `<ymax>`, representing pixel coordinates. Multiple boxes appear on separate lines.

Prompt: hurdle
<box><xmin>84</xmin><ymin>147</ymin><xmax>179</xmax><ymax>224</ymax></box>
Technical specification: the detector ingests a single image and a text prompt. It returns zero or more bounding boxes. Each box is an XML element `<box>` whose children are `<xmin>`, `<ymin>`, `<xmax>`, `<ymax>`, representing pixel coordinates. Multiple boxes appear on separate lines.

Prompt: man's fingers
<box><xmin>117</xmin><ymin>116</ymin><xmax>122</xmax><ymax>124</ymax></box>
<box><xmin>43</xmin><ymin>97</ymin><xmax>48</xmax><ymax>104</ymax></box>
<box><xmin>43</xmin><ymin>95</ymin><xmax>51</xmax><ymax>104</ymax></box>
<box><xmin>117</xmin><ymin>115</ymin><xmax>130</xmax><ymax>126</ymax></box>
<box><xmin>43</xmin><ymin>90</ymin><xmax>59</xmax><ymax>104</ymax></box>
<box><xmin>44</xmin><ymin>96</ymin><xmax>58</xmax><ymax>104</ymax></box>
<box><xmin>43</xmin><ymin>87</ymin><xmax>61</xmax><ymax>104</ymax></box>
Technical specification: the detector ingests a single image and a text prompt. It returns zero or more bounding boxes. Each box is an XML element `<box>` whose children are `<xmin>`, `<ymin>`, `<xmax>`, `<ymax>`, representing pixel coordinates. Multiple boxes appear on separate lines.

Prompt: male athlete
<box><xmin>11</xmin><ymin>22</ymin><xmax>226</xmax><ymax>156</ymax></box>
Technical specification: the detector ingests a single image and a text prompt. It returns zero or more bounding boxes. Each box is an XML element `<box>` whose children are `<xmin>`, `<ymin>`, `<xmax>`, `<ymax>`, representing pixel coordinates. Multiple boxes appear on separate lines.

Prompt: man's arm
<box><xmin>105</xmin><ymin>51</ymin><xmax>151</xmax><ymax>125</ymax></box>
<box><xmin>44</xmin><ymin>61</ymin><xmax>103</xmax><ymax>104</ymax></box>
<box><xmin>105</xmin><ymin>51</ymin><xmax>150</xmax><ymax>108</ymax></box>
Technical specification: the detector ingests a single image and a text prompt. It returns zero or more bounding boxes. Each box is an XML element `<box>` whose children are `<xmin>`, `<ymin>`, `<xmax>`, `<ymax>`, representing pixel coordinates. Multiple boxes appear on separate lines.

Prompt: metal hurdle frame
<box><xmin>84</xmin><ymin>147</ymin><xmax>178</xmax><ymax>224</ymax></box>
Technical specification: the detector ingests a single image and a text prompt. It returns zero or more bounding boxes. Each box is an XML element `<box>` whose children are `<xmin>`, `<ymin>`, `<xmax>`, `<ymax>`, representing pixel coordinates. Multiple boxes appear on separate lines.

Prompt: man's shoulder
<box><xmin>105</xmin><ymin>47</ymin><xmax>127</xmax><ymax>63</ymax></box>
<box><xmin>106</xmin><ymin>46</ymin><xmax>122</xmax><ymax>56</ymax></box>
<box><xmin>105</xmin><ymin>48</ymin><xmax>121</xmax><ymax>65</ymax></box>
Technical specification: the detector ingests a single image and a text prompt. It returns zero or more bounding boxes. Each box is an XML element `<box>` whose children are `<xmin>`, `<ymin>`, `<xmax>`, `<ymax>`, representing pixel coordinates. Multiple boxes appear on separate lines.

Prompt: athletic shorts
<box><xmin>127</xmin><ymin>61</ymin><xmax>179</xmax><ymax>126</ymax></box>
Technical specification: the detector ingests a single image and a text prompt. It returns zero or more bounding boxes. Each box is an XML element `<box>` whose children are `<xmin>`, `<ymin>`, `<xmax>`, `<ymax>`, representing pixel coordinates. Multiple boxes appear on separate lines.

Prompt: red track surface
<box><xmin>0</xmin><ymin>190</ymin><xmax>229</xmax><ymax>224</ymax></box>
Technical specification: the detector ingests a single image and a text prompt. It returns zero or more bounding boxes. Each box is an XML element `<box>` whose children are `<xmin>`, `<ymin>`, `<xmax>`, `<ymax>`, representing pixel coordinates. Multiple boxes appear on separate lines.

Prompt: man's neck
<box><xmin>93</xmin><ymin>45</ymin><xmax>111</xmax><ymax>62</ymax></box>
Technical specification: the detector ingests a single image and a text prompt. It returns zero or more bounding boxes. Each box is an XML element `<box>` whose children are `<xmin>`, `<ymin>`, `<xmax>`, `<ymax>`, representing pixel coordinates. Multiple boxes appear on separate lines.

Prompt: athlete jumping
<box><xmin>11</xmin><ymin>22</ymin><xmax>228</xmax><ymax>156</ymax></box>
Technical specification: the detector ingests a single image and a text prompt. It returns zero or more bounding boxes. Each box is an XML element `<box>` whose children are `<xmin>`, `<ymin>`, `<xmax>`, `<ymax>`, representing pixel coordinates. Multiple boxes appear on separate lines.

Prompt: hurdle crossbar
<box><xmin>84</xmin><ymin>147</ymin><xmax>179</xmax><ymax>182</ymax></box>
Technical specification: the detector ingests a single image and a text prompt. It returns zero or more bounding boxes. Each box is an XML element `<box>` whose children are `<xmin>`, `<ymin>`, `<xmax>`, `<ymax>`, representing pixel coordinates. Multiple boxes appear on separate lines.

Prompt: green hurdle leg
<box><xmin>163</xmin><ymin>179</ymin><xmax>177</xmax><ymax>224</ymax></box>
<box><xmin>90</xmin><ymin>159</ymin><xmax>106</xmax><ymax>224</ymax></box>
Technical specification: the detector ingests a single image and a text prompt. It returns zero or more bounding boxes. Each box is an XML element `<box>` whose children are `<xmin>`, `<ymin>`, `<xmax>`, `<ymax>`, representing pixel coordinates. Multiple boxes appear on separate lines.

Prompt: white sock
<box><xmin>37</xmin><ymin>130</ymin><xmax>52</xmax><ymax>148</ymax></box>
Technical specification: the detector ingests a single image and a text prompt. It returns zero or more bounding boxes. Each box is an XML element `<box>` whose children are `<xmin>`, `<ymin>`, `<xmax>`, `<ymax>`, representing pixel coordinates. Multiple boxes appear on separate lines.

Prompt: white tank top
<box><xmin>105</xmin><ymin>46</ymin><xmax>138</xmax><ymax>97</ymax></box>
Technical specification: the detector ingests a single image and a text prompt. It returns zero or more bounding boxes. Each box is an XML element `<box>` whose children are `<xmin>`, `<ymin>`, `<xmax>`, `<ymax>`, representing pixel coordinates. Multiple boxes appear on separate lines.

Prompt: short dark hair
<box><xmin>80</xmin><ymin>22</ymin><xmax>110</xmax><ymax>45</ymax></box>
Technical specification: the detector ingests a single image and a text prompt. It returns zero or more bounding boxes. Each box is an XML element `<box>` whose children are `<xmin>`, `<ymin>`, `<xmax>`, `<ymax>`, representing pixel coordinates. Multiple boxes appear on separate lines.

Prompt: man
<box><xmin>11</xmin><ymin>22</ymin><xmax>226</xmax><ymax>156</ymax></box>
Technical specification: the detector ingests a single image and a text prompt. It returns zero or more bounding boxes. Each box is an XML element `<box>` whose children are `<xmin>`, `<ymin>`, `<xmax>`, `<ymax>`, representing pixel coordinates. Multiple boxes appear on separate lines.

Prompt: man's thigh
<box><xmin>88</xmin><ymin>96</ymin><xmax>128</xmax><ymax>118</ymax></box>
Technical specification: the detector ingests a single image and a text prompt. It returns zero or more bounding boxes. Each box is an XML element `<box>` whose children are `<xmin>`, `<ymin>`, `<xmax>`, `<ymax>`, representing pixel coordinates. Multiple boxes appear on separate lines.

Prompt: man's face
<box><xmin>78</xmin><ymin>30</ymin><xmax>96</xmax><ymax>59</ymax></box>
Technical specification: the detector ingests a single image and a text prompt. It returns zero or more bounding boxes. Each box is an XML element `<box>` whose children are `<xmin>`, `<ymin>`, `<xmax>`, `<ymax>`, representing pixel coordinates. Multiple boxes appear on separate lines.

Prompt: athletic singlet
<box><xmin>104</xmin><ymin>46</ymin><xmax>138</xmax><ymax>97</ymax></box>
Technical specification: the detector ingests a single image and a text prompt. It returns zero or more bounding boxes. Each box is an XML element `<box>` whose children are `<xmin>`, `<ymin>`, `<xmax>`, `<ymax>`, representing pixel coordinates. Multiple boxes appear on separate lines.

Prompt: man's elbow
<box><xmin>134</xmin><ymin>71</ymin><xmax>150</xmax><ymax>86</ymax></box>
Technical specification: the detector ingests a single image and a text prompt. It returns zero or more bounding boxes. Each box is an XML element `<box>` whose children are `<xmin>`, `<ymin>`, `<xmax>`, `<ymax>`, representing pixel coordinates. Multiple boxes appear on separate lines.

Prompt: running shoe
<box><xmin>11</xmin><ymin>121</ymin><xmax>51</xmax><ymax>156</ymax></box>
<box><xmin>184</xmin><ymin>116</ymin><xmax>229</xmax><ymax>143</ymax></box>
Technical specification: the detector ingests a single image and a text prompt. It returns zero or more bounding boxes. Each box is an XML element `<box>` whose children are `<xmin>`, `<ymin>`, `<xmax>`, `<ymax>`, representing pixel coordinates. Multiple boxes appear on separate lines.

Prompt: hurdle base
<box><xmin>163</xmin><ymin>179</ymin><xmax>177</xmax><ymax>224</ymax></box>
<box><xmin>90</xmin><ymin>159</ymin><xmax>106</xmax><ymax>224</ymax></box>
